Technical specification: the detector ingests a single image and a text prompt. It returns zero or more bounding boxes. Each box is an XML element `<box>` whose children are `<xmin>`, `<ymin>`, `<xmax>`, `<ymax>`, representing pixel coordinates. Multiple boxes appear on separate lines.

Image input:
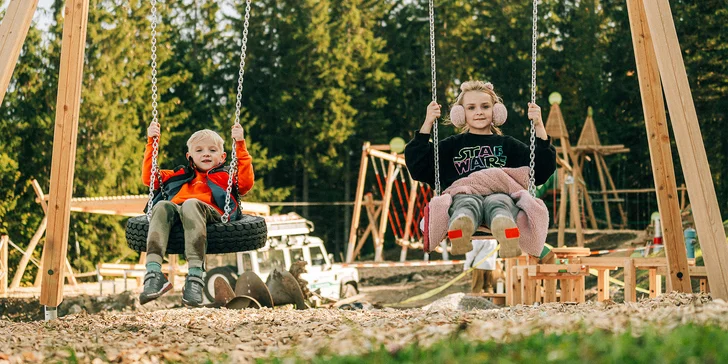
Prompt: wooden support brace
<box><xmin>346</xmin><ymin>143</ymin><xmax>370</xmax><ymax>262</ymax></box>
<box><xmin>0</xmin><ymin>0</ymin><xmax>40</xmax><ymax>105</ymax></box>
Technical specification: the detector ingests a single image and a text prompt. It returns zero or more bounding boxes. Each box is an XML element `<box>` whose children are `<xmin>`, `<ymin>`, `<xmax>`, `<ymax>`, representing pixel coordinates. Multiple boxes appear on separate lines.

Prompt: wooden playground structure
<box><xmin>0</xmin><ymin>0</ymin><xmax>727</xmax><ymax>314</ymax></box>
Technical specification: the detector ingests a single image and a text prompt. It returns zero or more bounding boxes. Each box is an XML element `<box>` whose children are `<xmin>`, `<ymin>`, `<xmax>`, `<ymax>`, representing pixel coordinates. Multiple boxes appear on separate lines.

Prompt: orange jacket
<box><xmin>142</xmin><ymin>137</ymin><xmax>254</xmax><ymax>216</ymax></box>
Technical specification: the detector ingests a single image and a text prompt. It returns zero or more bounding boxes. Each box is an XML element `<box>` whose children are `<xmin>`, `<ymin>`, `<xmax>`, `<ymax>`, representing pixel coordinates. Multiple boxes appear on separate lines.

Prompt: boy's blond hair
<box><xmin>187</xmin><ymin>129</ymin><xmax>225</xmax><ymax>151</ymax></box>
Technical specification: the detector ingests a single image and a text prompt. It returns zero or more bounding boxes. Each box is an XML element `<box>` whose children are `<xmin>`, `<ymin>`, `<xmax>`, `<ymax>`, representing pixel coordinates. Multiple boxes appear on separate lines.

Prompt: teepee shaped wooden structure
<box><xmin>573</xmin><ymin>107</ymin><xmax>629</xmax><ymax>229</ymax></box>
<box><xmin>544</xmin><ymin>96</ymin><xmax>591</xmax><ymax>247</ymax></box>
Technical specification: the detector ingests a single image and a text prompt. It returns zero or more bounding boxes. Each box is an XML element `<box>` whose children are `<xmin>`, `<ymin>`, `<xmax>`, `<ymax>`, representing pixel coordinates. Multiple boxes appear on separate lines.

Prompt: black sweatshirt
<box><xmin>405</xmin><ymin>132</ymin><xmax>557</xmax><ymax>191</ymax></box>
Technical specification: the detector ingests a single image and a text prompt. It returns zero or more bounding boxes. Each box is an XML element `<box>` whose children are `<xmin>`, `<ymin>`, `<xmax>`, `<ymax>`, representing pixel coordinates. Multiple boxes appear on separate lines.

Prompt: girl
<box><xmin>405</xmin><ymin>80</ymin><xmax>556</xmax><ymax>257</ymax></box>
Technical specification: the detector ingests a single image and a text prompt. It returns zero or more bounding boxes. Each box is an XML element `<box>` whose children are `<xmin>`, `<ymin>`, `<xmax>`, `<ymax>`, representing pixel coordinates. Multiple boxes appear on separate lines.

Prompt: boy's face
<box><xmin>463</xmin><ymin>91</ymin><xmax>494</xmax><ymax>135</ymax></box>
<box><xmin>186</xmin><ymin>139</ymin><xmax>226</xmax><ymax>172</ymax></box>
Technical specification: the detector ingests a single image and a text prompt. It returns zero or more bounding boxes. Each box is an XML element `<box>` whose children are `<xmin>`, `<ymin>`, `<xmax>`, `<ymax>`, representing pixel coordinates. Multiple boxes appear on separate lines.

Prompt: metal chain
<box><xmin>528</xmin><ymin>0</ymin><xmax>539</xmax><ymax>197</ymax></box>
<box><xmin>428</xmin><ymin>0</ymin><xmax>441</xmax><ymax>196</ymax></box>
<box><xmin>222</xmin><ymin>0</ymin><xmax>252</xmax><ymax>223</ymax></box>
<box><xmin>146</xmin><ymin>0</ymin><xmax>160</xmax><ymax>222</ymax></box>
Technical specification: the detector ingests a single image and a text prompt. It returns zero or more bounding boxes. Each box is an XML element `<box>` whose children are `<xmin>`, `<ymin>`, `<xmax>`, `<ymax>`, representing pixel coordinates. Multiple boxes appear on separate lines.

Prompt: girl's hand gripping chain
<box><xmin>147</xmin><ymin>121</ymin><xmax>161</xmax><ymax>138</ymax></box>
<box><xmin>420</xmin><ymin>101</ymin><xmax>441</xmax><ymax>134</ymax></box>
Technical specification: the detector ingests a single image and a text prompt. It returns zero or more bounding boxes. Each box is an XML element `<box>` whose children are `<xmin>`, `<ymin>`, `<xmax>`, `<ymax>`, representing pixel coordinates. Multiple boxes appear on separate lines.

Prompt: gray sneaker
<box><xmin>182</xmin><ymin>275</ymin><xmax>205</xmax><ymax>307</ymax></box>
<box><xmin>139</xmin><ymin>271</ymin><xmax>172</xmax><ymax>305</ymax></box>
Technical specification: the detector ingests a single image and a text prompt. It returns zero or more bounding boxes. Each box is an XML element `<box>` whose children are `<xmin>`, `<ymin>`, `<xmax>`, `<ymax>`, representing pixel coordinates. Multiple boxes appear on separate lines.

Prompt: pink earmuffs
<box><xmin>449</xmin><ymin>82</ymin><xmax>507</xmax><ymax>128</ymax></box>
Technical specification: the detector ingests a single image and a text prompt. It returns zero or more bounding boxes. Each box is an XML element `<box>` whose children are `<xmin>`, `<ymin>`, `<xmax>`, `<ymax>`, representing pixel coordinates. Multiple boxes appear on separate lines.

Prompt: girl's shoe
<box><xmin>491</xmin><ymin>215</ymin><xmax>521</xmax><ymax>258</ymax></box>
<box><xmin>139</xmin><ymin>271</ymin><xmax>172</xmax><ymax>305</ymax></box>
<box><xmin>448</xmin><ymin>214</ymin><xmax>475</xmax><ymax>255</ymax></box>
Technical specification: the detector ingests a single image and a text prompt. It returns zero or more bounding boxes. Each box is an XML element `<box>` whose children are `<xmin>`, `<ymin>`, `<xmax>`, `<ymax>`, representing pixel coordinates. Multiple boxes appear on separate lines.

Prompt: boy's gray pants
<box><xmin>448</xmin><ymin>193</ymin><xmax>520</xmax><ymax>229</ymax></box>
<box><xmin>145</xmin><ymin>199</ymin><xmax>221</xmax><ymax>269</ymax></box>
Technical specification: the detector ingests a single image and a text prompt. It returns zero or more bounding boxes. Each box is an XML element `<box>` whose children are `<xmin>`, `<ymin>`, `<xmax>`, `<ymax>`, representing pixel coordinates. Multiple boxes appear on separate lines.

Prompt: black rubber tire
<box><xmin>203</xmin><ymin>266</ymin><xmax>238</xmax><ymax>303</ymax></box>
<box><xmin>125</xmin><ymin>214</ymin><xmax>267</xmax><ymax>255</ymax></box>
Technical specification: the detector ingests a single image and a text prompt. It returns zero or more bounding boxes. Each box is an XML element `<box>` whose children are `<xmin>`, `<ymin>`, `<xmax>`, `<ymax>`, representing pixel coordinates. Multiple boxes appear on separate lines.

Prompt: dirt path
<box><xmin>0</xmin><ymin>293</ymin><xmax>723</xmax><ymax>363</ymax></box>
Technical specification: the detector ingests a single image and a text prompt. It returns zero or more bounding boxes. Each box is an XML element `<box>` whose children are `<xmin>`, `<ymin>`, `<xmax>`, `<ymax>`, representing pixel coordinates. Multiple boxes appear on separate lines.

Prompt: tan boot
<box><xmin>491</xmin><ymin>215</ymin><xmax>521</xmax><ymax>258</ymax></box>
<box><xmin>448</xmin><ymin>214</ymin><xmax>474</xmax><ymax>255</ymax></box>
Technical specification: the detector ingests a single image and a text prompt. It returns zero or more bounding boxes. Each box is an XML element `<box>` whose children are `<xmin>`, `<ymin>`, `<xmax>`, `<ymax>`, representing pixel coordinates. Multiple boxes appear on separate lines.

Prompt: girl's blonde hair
<box><xmin>449</xmin><ymin>80</ymin><xmax>504</xmax><ymax>135</ymax></box>
<box><xmin>186</xmin><ymin>129</ymin><xmax>225</xmax><ymax>151</ymax></box>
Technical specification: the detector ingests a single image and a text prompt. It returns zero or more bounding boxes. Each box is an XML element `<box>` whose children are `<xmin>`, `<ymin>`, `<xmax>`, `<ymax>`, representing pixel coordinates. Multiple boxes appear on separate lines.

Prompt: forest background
<box><xmin>0</xmin><ymin>0</ymin><xmax>726</xmax><ymax>283</ymax></box>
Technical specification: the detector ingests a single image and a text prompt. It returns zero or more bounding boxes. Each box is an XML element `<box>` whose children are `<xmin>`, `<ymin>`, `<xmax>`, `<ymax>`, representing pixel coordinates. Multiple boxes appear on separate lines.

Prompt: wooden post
<box><xmin>375</xmin><ymin>158</ymin><xmax>397</xmax><ymax>262</ymax></box>
<box><xmin>399</xmin><ymin>180</ymin><xmax>419</xmax><ymax>262</ymax></box>
<box><xmin>596</xmin><ymin>269</ymin><xmax>610</xmax><ymax>301</ymax></box>
<box><xmin>0</xmin><ymin>0</ymin><xmax>39</xmax><ymax>105</ymax></box>
<box><xmin>569</xmin><ymin>180</ymin><xmax>584</xmax><ymax>247</ymax></box>
<box><xmin>627</xmin><ymin>0</ymin><xmax>692</xmax><ymax>294</ymax></box>
<box><xmin>639</xmin><ymin>0</ymin><xmax>728</xmax><ymax>300</ymax></box>
<box><xmin>624</xmin><ymin>258</ymin><xmax>636</xmax><ymax>302</ymax></box>
<box><xmin>0</xmin><ymin>235</ymin><xmax>8</xmax><ymax>297</ymax></box>
<box><xmin>40</xmin><ymin>0</ymin><xmax>90</xmax><ymax>308</ymax></box>
<box><xmin>346</xmin><ymin>143</ymin><xmax>370</xmax><ymax>262</ymax></box>
<box><xmin>594</xmin><ymin>153</ymin><xmax>613</xmax><ymax>229</ymax></box>
<box><xmin>557</xmin><ymin>178</ymin><xmax>568</xmax><ymax>247</ymax></box>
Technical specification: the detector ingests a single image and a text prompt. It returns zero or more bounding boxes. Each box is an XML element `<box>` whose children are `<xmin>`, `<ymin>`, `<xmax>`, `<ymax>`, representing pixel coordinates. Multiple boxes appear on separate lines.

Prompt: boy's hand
<box><xmin>527</xmin><ymin>103</ymin><xmax>543</xmax><ymax>127</ymax></box>
<box><xmin>147</xmin><ymin>122</ymin><xmax>160</xmax><ymax>138</ymax></box>
<box><xmin>424</xmin><ymin>101</ymin><xmax>441</xmax><ymax>125</ymax></box>
<box><xmin>232</xmin><ymin>124</ymin><xmax>244</xmax><ymax>141</ymax></box>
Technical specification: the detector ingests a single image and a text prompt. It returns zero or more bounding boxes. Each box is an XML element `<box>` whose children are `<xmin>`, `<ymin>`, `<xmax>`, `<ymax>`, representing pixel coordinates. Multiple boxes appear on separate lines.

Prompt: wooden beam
<box><xmin>640</xmin><ymin>0</ymin><xmax>728</xmax><ymax>300</ymax></box>
<box><xmin>594</xmin><ymin>153</ymin><xmax>613</xmax><ymax>229</ymax></box>
<box><xmin>10</xmin><ymin>216</ymin><xmax>47</xmax><ymax>289</ymax></box>
<box><xmin>627</xmin><ymin>0</ymin><xmax>692</xmax><ymax>294</ymax></box>
<box><xmin>346</xmin><ymin>143</ymin><xmax>370</xmax><ymax>262</ymax></box>
<box><xmin>375</xmin><ymin>158</ymin><xmax>397</xmax><ymax>262</ymax></box>
<box><xmin>0</xmin><ymin>235</ymin><xmax>8</xmax><ymax>297</ymax></box>
<box><xmin>0</xmin><ymin>0</ymin><xmax>39</xmax><ymax>105</ymax></box>
<box><xmin>40</xmin><ymin>0</ymin><xmax>90</xmax><ymax>308</ymax></box>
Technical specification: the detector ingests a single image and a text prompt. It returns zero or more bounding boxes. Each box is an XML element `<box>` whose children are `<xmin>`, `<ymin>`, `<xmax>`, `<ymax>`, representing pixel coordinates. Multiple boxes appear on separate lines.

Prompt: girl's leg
<box><xmin>448</xmin><ymin>194</ymin><xmax>486</xmax><ymax>255</ymax></box>
<box><xmin>484</xmin><ymin>269</ymin><xmax>495</xmax><ymax>294</ymax></box>
<box><xmin>482</xmin><ymin>193</ymin><xmax>522</xmax><ymax>258</ymax></box>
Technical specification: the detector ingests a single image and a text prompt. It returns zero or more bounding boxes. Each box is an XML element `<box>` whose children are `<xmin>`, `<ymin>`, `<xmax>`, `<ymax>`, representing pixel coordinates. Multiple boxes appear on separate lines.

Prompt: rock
<box><xmin>410</xmin><ymin>273</ymin><xmax>425</xmax><ymax>282</ymax></box>
<box><xmin>67</xmin><ymin>304</ymin><xmax>83</xmax><ymax>315</ymax></box>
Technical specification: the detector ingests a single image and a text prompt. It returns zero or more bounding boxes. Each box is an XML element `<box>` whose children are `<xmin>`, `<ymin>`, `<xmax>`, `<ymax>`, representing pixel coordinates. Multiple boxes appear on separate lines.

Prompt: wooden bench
<box><xmin>96</xmin><ymin>263</ymin><xmax>188</xmax><ymax>294</ymax></box>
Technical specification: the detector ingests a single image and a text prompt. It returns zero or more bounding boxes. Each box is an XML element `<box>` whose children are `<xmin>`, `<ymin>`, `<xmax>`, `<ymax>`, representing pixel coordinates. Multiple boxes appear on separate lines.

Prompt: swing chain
<box><xmin>222</xmin><ymin>0</ymin><xmax>252</xmax><ymax>223</ymax></box>
<box><xmin>528</xmin><ymin>0</ymin><xmax>539</xmax><ymax>197</ymax></box>
<box><xmin>147</xmin><ymin>0</ymin><xmax>160</xmax><ymax>222</ymax></box>
<box><xmin>428</xmin><ymin>0</ymin><xmax>441</xmax><ymax>196</ymax></box>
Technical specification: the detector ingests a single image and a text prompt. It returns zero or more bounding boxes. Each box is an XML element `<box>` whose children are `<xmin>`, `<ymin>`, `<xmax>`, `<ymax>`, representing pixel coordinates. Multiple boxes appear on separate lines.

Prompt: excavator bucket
<box><xmin>234</xmin><ymin>271</ymin><xmax>274</xmax><ymax>308</ymax></box>
<box><xmin>266</xmin><ymin>268</ymin><xmax>307</xmax><ymax>310</ymax></box>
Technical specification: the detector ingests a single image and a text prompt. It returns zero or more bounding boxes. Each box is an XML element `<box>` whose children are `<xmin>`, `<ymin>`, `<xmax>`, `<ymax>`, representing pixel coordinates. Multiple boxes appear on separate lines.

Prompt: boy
<box><xmin>139</xmin><ymin>122</ymin><xmax>254</xmax><ymax>306</ymax></box>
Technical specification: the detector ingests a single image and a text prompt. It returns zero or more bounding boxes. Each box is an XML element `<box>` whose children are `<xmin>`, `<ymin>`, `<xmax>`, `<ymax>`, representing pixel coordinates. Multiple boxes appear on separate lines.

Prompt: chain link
<box><xmin>222</xmin><ymin>0</ymin><xmax>252</xmax><ymax>223</ymax></box>
<box><xmin>528</xmin><ymin>0</ymin><xmax>539</xmax><ymax>197</ymax></box>
<box><xmin>429</xmin><ymin>0</ymin><xmax>441</xmax><ymax>196</ymax></box>
<box><xmin>146</xmin><ymin>0</ymin><xmax>160</xmax><ymax>222</ymax></box>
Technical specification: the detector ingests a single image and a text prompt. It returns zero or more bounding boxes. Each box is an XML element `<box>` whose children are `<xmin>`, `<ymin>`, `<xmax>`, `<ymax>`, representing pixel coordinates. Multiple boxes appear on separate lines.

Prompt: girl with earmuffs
<box><xmin>405</xmin><ymin>80</ymin><xmax>556</xmax><ymax>257</ymax></box>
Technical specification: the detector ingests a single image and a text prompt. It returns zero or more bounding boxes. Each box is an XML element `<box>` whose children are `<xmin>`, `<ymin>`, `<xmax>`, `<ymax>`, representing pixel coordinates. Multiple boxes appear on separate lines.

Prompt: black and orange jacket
<box><xmin>142</xmin><ymin>137</ymin><xmax>254</xmax><ymax>220</ymax></box>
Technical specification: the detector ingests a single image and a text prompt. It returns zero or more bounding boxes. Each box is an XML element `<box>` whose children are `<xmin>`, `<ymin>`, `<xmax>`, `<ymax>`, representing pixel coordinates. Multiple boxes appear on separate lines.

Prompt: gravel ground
<box><xmin>1</xmin><ymin>293</ymin><xmax>724</xmax><ymax>363</ymax></box>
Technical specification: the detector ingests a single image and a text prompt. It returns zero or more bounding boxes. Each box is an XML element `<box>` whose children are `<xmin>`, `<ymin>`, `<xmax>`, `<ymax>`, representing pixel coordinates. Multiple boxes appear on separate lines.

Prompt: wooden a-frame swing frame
<box><xmin>1</xmin><ymin>0</ymin><xmax>727</xmax><ymax>311</ymax></box>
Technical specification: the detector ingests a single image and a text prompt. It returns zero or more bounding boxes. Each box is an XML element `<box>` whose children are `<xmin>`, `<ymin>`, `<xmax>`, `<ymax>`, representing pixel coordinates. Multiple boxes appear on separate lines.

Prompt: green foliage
<box><xmin>265</xmin><ymin>324</ymin><xmax>728</xmax><ymax>363</ymax></box>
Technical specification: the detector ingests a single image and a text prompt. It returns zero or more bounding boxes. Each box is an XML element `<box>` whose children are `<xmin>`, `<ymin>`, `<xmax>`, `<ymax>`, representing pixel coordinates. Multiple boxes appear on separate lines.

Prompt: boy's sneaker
<box><xmin>448</xmin><ymin>214</ymin><xmax>475</xmax><ymax>255</ymax></box>
<box><xmin>491</xmin><ymin>215</ymin><xmax>521</xmax><ymax>258</ymax></box>
<box><xmin>139</xmin><ymin>271</ymin><xmax>172</xmax><ymax>305</ymax></box>
<box><xmin>182</xmin><ymin>275</ymin><xmax>205</xmax><ymax>307</ymax></box>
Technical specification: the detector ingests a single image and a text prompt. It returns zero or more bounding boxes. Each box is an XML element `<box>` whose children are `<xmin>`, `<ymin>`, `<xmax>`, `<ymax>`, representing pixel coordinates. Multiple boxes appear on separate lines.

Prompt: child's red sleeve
<box><xmin>235</xmin><ymin>140</ymin><xmax>254</xmax><ymax>195</ymax></box>
<box><xmin>141</xmin><ymin>137</ymin><xmax>174</xmax><ymax>188</ymax></box>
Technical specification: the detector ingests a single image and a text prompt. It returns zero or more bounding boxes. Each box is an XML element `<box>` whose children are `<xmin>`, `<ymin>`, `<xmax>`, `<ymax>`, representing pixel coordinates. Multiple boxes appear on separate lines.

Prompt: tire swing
<box><xmin>126</xmin><ymin>0</ymin><xmax>266</xmax><ymax>255</ymax></box>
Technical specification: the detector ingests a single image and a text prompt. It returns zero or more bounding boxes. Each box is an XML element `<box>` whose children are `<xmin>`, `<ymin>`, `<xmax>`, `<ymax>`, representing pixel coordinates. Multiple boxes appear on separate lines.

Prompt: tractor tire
<box><xmin>204</xmin><ymin>266</ymin><xmax>238</xmax><ymax>303</ymax></box>
<box><xmin>125</xmin><ymin>214</ymin><xmax>267</xmax><ymax>255</ymax></box>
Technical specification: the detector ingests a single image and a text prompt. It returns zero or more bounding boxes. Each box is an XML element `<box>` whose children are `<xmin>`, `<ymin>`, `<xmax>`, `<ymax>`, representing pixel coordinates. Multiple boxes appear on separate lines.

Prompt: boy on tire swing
<box><xmin>139</xmin><ymin>122</ymin><xmax>254</xmax><ymax>306</ymax></box>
